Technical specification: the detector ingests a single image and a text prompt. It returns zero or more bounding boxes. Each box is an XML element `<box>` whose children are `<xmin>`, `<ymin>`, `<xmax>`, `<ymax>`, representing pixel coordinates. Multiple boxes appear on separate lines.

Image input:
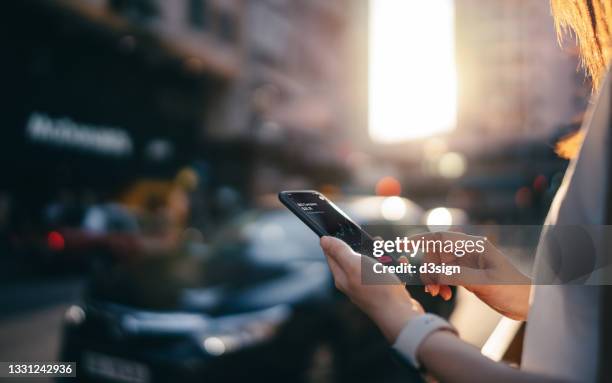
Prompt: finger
<box><xmin>420</xmin><ymin>253</ymin><xmax>440</xmax><ymax>287</ymax></box>
<box><xmin>415</xmin><ymin>233</ymin><xmax>443</xmax><ymax>287</ymax></box>
<box><xmin>321</xmin><ymin>236</ymin><xmax>356</xmax><ymax>270</ymax></box>
<box><xmin>440</xmin><ymin>285</ymin><xmax>453</xmax><ymax>301</ymax></box>
<box><xmin>432</xmin><ymin>266</ymin><xmax>486</xmax><ymax>286</ymax></box>
<box><xmin>428</xmin><ymin>284</ymin><xmax>440</xmax><ymax>297</ymax></box>
<box><xmin>424</xmin><ymin>283</ymin><xmax>436</xmax><ymax>295</ymax></box>
<box><xmin>326</xmin><ymin>254</ymin><xmax>343</xmax><ymax>278</ymax></box>
<box><xmin>326</xmin><ymin>255</ymin><xmax>348</xmax><ymax>289</ymax></box>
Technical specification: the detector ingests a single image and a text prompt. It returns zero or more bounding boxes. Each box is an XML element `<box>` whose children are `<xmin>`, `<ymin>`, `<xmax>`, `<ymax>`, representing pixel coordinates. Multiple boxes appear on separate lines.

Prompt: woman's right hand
<box><xmin>415</xmin><ymin>231</ymin><xmax>531</xmax><ymax>320</ymax></box>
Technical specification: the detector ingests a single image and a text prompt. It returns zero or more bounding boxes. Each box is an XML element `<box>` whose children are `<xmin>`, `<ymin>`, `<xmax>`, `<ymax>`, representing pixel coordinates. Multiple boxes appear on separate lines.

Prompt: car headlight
<box><xmin>64</xmin><ymin>305</ymin><xmax>86</xmax><ymax>326</ymax></box>
<box><xmin>197</xmin><ymin>305</ymin><xmax>291</xmax><ymax>356</ymax></box>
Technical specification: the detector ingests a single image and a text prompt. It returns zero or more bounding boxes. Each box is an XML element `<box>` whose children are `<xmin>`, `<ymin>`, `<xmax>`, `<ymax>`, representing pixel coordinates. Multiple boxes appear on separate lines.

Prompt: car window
<box><xmin>209</xmin><ymin>210</ymin><xmax>322</xmax><ymax>265</ymax></box>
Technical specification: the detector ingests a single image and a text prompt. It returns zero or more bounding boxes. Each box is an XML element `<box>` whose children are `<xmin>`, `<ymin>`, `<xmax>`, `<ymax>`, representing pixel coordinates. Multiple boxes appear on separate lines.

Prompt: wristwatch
<box><xmin>392</xmin><ymin>313</ymin><xmax>458</xmax><ymax>369</ymax></box>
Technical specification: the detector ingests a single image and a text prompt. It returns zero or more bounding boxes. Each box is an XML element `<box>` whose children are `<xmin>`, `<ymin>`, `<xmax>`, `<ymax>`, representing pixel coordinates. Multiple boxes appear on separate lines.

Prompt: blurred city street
<box><xmin>0</xmin><ymin>272</ymin><xmax>414</xmax><ymax>383</ymax></box>
<box><xmin>0</xmin><ymin>0</ymin><xmax>592</xmax><ymax>381</ymax></box>
<box><xmin>0</xmin><ymin>275</ymin><xmax>83</xmax><ymax>382</ymax></box>
<box><xmin>1</xmin><ymin>303</ymin><xmax>67</xmax><ymax>362</ymax></box>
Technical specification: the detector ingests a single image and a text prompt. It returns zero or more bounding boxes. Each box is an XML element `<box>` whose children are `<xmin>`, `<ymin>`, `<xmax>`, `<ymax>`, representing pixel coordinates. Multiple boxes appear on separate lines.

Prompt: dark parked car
<box><xmin>60</xmin><ymin>196</ymin><xmax>455</xmax><ymax>382</ymax></box>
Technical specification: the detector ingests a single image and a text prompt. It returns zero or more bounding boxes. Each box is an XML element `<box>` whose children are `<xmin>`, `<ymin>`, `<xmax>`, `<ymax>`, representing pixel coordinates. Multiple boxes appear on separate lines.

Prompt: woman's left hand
<box><xmin>320</xmin><ymin>236</ymin><xmax>424</xmax><ymax>343</ymax></box>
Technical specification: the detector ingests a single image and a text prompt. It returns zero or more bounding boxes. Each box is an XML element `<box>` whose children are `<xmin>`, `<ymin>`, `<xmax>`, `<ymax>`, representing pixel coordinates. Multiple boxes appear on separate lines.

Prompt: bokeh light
<box><xmin>533</xmin><ymin>175</ymin><xmax>547</xmax><ymax>192</ymax></box>
<box><xmin>380</xmin><ymin>196</ymin><xmax>407</xmax><ymax>221</ymax></box>
<box><xmin>47</xmin><ymin>231</ymin><xmax>65</xmax><ymax>251</ymax></box>
<box><xmin>426</xmin><ymin>207</ymin><xmax>453</xmax><ymax>230</ymax></box>
<box><xmin>437</xmin><ymin>152</ymin><xmax>467</xmax><ymax>178</ymax></box>
<box><xmin>203</xmin><ymin>337</ymin><xmax>226</xmax><ymax>356</ymax></box>
<box><xmin>375</xmin><ymin>176</ymin><xmax>401</xmax><ymax>196</ymax></box>
<box><xmin>515</xmin><ymin>187</ymin><xmax>532</xmax><ymax>208</ymax></box>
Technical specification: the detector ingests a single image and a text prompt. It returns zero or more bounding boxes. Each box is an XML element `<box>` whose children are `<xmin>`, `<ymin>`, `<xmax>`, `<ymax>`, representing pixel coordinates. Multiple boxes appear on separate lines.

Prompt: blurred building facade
<box><xmin>1</xmin><ymin>0</ymin><xmax>358</xmax><ymax>234</ymax></box>
<box><xmin>220</xmin><ymin>0</ymin><xmax>355</xmax><ymax>196</ymax></box>
<box><xmin>447</xmin><ymin>0</ymin><xmax>589</xmax><ymax>222</ymax></box>
<box><xmin>363</xmin><ymin>0</ymin><xmax>591</xmax><ymax>224</ymax></box>
<box><xmin>455</xmin><ymin>0</ymin><xmax>588</xmax><ymax>146</ymax></box>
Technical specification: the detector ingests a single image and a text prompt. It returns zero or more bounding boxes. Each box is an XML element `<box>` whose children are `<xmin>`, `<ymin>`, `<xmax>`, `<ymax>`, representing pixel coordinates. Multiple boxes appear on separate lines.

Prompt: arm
<box><xmin>419</xmin><ymin>331</ymin><xmax>568</xmax><ymax>383</ymax></box>
<box><xmin>470</xmin><ymin>284</ymin><xmax>531</xmax><ymax>320</ymax></box>
<box><xmin>320</xmin><ymin>236</ymin><xmax>569</xmax><ymax>383</ymax></box>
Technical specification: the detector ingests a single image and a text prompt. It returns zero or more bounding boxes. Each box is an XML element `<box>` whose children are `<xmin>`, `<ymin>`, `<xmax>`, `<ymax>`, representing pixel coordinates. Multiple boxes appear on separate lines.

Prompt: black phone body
<box><xmin>278</xmin><ymin>190</ymin><xmax>390</xmax><ymax>264</ymax></box>
<box><xmin>279</xmin><ymin>191</ymin><xmax>424</xmax><ymax>380</ymax></box>
<box><xmin>278</xmin><ymin>190</ymin><xmax>365</xmax><ymax>237</ymax></box>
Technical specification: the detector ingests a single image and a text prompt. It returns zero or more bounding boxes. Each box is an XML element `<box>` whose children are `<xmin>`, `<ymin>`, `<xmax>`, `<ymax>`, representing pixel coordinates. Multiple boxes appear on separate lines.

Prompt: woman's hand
<box><xmin>321</xmin><ymin>236</ymin><xmax>562</xmax><ymax>383</ymax></box>
<box><xmin>320</xmin><ymin>236</ymin><xmax>424</xmax><ymax>343</ymax></box>
<box><xmin>416</xmin><ymin>231</ymin><xmax>531</xmax><ymax>320</ymax></box>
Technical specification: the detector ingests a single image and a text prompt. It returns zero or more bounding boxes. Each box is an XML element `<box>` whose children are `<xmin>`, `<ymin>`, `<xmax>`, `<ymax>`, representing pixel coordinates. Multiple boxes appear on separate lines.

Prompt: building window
<box><xmin>218</xmin><ymin>11</ymin><xmax>238</xmax><ymax>43</ymax></box>
<box><xmin>188</xmin><ymin>0</ymin><xmax>209</xmax><ymax>30</ymax></box>
<box><xmin>109</xmin><ymin>0</ymin><xmax>158</xmax><ymax>21</ymax></box>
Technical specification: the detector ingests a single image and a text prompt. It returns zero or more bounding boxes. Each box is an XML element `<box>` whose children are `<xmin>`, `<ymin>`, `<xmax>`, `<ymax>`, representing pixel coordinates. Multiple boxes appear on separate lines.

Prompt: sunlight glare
<box><xmin>369</xmin><ymin>0</ymin><xmax>457</xmax><ymax>143</ymax></box>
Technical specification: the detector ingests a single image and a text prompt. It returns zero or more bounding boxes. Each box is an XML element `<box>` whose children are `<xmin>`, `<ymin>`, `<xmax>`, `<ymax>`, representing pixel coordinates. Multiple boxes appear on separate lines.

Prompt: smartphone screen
<box><xmin>282</xmin><ymin>190</ymin><xmax>362</xmax><ymax>237</ymax></box>
<box><xmin>278</xmin><ymin>190</ymin><xmax>384</xmax><ymax>257</ymax></box>
<box><xmin>280</xmin><ymin>191</ymin><xmax>407</xmax><ymax>279</ymax></box>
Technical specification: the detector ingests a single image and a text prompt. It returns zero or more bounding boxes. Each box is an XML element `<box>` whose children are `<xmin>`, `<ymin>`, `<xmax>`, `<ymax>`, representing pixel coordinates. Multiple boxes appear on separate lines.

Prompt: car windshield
<box><xmin>88</xmin><ymin>209</ymin><xmax>322</xmax><ymax>310</ymax></box>
<box><xmin>210</xmin><ymin>210</ymin><xmax>322</xmax><ymax>264</ymax></box>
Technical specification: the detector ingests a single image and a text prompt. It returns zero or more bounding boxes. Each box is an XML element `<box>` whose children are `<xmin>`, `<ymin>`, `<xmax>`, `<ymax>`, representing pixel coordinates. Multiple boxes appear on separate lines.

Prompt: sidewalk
<box><xmin>0</xmin><ymin>277</ymin><xmax>84</xmax><ymax>319</ymax></box>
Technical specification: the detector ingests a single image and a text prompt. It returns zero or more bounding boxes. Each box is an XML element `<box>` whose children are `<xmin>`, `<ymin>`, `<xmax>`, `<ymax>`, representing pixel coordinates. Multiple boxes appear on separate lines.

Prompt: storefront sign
<box><xmin>26</xmin><ymin>112</ymin><xmax>133</xmax><ymax>157</ymax></box>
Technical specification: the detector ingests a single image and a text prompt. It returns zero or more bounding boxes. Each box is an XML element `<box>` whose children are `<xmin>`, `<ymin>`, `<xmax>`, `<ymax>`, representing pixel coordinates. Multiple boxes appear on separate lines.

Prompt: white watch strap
<box><xmin>392</xmin><ymin>313</ymin><xmax>457</xmax><ymax>368</ymax></box>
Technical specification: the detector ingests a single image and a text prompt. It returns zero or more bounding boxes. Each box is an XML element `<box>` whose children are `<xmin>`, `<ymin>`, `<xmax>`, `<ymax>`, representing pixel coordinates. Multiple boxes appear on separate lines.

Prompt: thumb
<box><xmin>424</xmin><ymin>265</ymin><xmax>486</xmax><ymax>286</ymax></box>
<box><xmin>320</xmin><ymin>236</ymin><xmax>355</xmax><ymax>270</ymax></box>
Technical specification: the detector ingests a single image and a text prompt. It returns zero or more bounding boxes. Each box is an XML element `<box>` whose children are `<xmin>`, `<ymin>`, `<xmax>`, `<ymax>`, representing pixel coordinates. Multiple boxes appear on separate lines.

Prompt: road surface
<box><xmin>0</xmin><ymin>277</ymin><xmax>84</xmax><ymax>383</ymax></box>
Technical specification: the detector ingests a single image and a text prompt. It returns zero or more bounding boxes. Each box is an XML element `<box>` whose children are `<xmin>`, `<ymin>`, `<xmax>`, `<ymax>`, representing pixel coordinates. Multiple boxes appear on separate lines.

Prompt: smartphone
<box><xmin>278</xmin><ymin>190</ymin><xmax>395</xmax><ymax>265</ymax></box>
